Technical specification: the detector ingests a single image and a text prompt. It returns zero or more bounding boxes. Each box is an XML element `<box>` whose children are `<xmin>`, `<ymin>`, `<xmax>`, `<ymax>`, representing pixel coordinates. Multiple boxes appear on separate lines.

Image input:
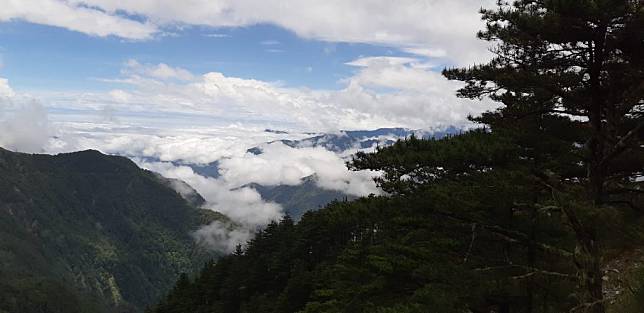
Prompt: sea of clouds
<box><xmin>0</xmin><ymin>87</ymin><xmax>385</xmax><ymax>252</ymax></box>
<box><xmin>0</xmin><ymin>54</ymin><xmax>498</xmax><ymax>253</ymax></box>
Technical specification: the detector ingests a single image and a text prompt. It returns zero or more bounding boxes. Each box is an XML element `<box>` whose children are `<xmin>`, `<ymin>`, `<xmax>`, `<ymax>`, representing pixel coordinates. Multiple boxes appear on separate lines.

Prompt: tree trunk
<box><xmin>580</xmin><ymin>27</ymin><xmax>608</xmax><ymax>313</ymax></box>
<box><xmin>579</xmin><ymin>233</ymin><xmax>605</xmax><ymax>313</ymax></box>
<box><xmin>588</xmin><ymin>33</ymin><xmax>607</xmax><ymax>206</ymax></box>
<box><xmin>561</xmin><ymin>206</ymin><xmax>605</xmax><ymax>313</ymax></box>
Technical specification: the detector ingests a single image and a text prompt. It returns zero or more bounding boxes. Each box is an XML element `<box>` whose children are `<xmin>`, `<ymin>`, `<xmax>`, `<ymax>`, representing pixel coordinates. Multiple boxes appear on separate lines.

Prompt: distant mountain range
<box><xmin>249</xmin><ymin>126</ymin><xmax>461</xmax><ymax>154</ymax></box>
<box><xmin>222</xmin><ymin>127</ymin><xmax>460</xmax><ymax>216</ymax></box>
<box><xmin>0</xmin><ymin>148</ymin><xmax>227</xmax><ymax>313</ymax></box>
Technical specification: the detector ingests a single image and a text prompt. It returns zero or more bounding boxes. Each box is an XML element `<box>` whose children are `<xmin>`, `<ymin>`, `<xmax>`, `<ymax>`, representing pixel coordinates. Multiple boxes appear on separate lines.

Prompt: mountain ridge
<box><xmin>0</xmin><ymin>147</ymin><xmax>226</xmax><ymax>313</ymax></box>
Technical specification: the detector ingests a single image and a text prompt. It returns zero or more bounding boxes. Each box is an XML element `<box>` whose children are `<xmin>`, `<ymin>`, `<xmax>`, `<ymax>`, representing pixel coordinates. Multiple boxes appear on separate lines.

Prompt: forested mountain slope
<box><xmin>0</xmin><ymin>148</ymin><xmax>226</xmax><ymax>313</ymax></box>
<box><xmin>151</xmin><ymin>130</ymin><xmax>644</xmax><ymax>313</ymax></box>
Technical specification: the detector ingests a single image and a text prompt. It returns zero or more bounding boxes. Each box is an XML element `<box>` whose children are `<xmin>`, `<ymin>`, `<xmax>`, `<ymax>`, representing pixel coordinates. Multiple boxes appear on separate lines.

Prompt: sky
<box><xmin>0</xmin><ymin>0</ymin><xmax>501</xmax><ymax>252</ymax></box>
<box><xmin>0</xmin><ymin>0</ymin><xmax>498</xmax><ymax>134</ymax></box>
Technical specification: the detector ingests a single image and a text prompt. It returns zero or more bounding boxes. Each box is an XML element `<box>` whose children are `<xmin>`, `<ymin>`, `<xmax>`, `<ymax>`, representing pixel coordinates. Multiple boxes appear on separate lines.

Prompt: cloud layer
<box><xmin>1</xmin><ymin>0</ymin><xmax>155</xmax><ymax>39</ymax></box>
<box><xmin>2</xmin><ymin>0</ymin><xmax>495</xmax><ymax>65</ymax></box>
<box><xmin>0</xmin><ymin>53</ymin><xmax>499</xmax><ymax>252</ymax></box>
<box><xmin>131</xmin><ymin>139</ymin><xmax>379</xmax><ymax>253</ymax></box>
<box><xmin>40</xmin><ymin>58</ymin><xmax>496</xmax><ymax>132</ymax></box>
<box><xmin>219</xmin><ymin>142</ymin><xmax>379</xmax><ymax>196</ymax></box>
<box><xmin>35</xmin><ymin>117</ymin><xmax>381</xmax><ymax>252</ymax></box>
<box><xmin>139</xmin><ymin>160</ymin><xmax>285</xmax><ymax>226</ymax></box>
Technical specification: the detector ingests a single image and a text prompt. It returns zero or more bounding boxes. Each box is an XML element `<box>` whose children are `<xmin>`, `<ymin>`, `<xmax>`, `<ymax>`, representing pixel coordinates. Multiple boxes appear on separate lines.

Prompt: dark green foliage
<box><xmin>0</xmin><ymin>148</ymin><xmax>226</xmax><ymax>313</ymax></box>
<box><xmin>349</xmin><ymin>130</ymin><xmax>519</xmax><ymax>195</ymax></box>
<box><xmin>442</xmin><ymin>1</ymin><xmax>644</xmax><ymax>311</ymax></box>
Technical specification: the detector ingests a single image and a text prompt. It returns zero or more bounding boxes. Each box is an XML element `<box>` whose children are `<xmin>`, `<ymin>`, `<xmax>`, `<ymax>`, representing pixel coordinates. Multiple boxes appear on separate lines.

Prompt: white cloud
<box><xmin>46</xmin><ymin>58</ymin><xmax>496</xmax><ymax>132</ymax></box>
<box><xmin>0</xmin><ymin>79</ymin><xmax>50</xmax><ymax>153</ymax></box>
<box><xmin>0</xmin><ymin>78</ymin><xmax>14</xmax><ymax>97</ymax></box>
<box><xmin>0</xmin><ymin>0</ymin><xmax>156</xmax><ymax>39</ymax></box>
<box><xmin>121</xmin><ymin>134</ymin><xmax>380</xmax><ymax>252</ymax></box>
<box><xmin>123</xmin><ymin>60</ymin><xmax>195</xmax><ymax>81</ymax></box>
<box><xmin>403</xmin><ymin>47</ymin><xmax>448</xmax><ymax>58</ymax></box>
<box><xmin>203</xmin><ymin>33</ymin><xmax>231</xmax><ymax>38</ymax></box>
<box><xmin>42</xmin><ymin>116</ymin><xmax>381</xmax><ymax>240</ymax></box>
<box><xmin>0</xmin><ymin>103</ymin><xmax>50</xmax><ymax>153</ymax></box>
<box><xmin>98</xmin><ymin>105</ymin><xmax>119</xmax><ymax>123</ymax></box>
<box><xmin>345</xmin><ymin>57</ymin><xmax>418</xmax><ymax>68</ymax></box>
<box><xmin>109</xmin><ymin>89</ymin><xmax>132</xmax><ymax>103</ymax></box>
<box><xmin>193</xmin><ymin>221</ymin><xmax>254</xmax><ymax>253</ymax></box>
<box><xmin>54</xmin><ymin>129</ymin><xmax>252</xmax><ymax>164</ymax></box>
<box><xmin>219</xmin><ymin>142</ymin><xmax>379</xmax><ymax>196</ymax></box>
<box><xmin>7</xmin><ymin>0</ymin><xmax>495</xmax><ymax>65</ymax></box>
<box><xmin>134</xmin><ymin>158</ymin><xmax>280</xmax><ymax>252</ymax></box>
<box><xmin>138</xmin><ymin>160</ymin><xmax>284</xmax><ymax>226</ymax></box>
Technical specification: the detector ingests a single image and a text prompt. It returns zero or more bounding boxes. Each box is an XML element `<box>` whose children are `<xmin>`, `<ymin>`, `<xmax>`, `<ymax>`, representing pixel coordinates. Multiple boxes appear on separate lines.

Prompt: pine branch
<box><xmin>429</xmin><ymin>209</ymin><xmax>574</xmax><ymax>258</ymax></box>
<box><xmin>599</xmin><ymin>119</ymin><xmax>644</xmax><ymax>167</ymax></box>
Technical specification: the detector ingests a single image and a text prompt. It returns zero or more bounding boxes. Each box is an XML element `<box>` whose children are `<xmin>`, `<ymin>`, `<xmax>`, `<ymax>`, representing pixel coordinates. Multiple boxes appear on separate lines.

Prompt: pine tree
<box><xmin>443</xmin><ymin>1</ymin><xmax>644</xmax><ymax>311</ymax></box>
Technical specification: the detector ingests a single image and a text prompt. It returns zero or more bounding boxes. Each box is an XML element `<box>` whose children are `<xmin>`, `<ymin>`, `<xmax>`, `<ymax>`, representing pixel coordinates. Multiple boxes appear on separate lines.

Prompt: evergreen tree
<box><xmin>443</xmin><ymin>1</ymin><xmax>644</xmax><ymax>311</ymax></box>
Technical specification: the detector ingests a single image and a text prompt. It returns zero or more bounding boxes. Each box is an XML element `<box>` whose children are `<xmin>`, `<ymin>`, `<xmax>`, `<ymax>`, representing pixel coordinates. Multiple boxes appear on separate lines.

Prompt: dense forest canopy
<box><xmin>152</xmin><ymin>1</ymin><xmax>643</xmax><ymax>312</ymax></box>
<box><xmin>0</xmin><ymin>149</ymin><xmax>225</xmax><ymax>313</ymax></box>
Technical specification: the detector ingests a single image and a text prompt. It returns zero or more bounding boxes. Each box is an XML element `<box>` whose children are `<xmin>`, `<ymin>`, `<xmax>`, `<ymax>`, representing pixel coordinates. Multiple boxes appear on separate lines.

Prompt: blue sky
<box><xmin>0</xmin><ymin>21</ymin><xmax>413</xmax><ymax>92</ymax></box>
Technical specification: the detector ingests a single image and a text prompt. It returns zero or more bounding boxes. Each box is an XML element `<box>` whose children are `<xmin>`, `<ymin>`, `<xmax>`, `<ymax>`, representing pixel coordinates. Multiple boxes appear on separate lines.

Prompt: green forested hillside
<box><xmin>155</xmin><ymin>130</ymin><xmax>644</xmax><ymax>312</ymax></box>
<box><xmin>150</xmin><ymin>132</ymin><xmax>642</xmax><ymax>313</ymax></box>
<box><xmin>0</xmin><ymin>148</ymin><xmax>226</xmax><ymax>313</ymax></box>
<box><xmin>151</xmin><ymin>1</ymin><xmax>644</xmax><ymax>312</ymax></box>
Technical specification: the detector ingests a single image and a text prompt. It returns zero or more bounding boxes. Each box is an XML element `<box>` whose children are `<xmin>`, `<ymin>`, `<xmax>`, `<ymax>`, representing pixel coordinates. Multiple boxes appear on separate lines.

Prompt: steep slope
<box><xmin>0</xmin><ymin>148</ymin><xmax>225</xmax><ymax>313</ymax></box>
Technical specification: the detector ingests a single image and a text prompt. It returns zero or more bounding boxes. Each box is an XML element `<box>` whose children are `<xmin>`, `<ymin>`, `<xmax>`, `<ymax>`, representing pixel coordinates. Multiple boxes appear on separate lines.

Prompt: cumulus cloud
<box><xmin>123</xmin><ymin>59</ymin><xmax>195</xmax><ymax>81</ymax></box>
<box><xmin>0</xmin><ymin>78</ymin><xmax>14</xmax><ymax>97</ymax></box>
<box><xmin>0</xmin><ymin>78</ymin><xmax>51</xmax><ymax>153</ymax></box>
<box><xmin>0</xmin><ymin>0</ymin><xmax>156</xmax><ymax>39</ymax></box>
<box><xmin>5</xmin><ymin>0</ymin><xmax>495</xmax><ymax>65</ymax></box>
<box><xmin>219</xmin><ymin>142</ymin><xmax>379</xmax><ymax>196</ymax></box>
<box><xmin>44</xmin><ymin>57</ymin><xmax>497</xmax><ymax>132</ymax></box>
<box><xmin>0</xmin><ymin>101</ymin><xmax>50</xmax><ymax>153</ymax></box>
